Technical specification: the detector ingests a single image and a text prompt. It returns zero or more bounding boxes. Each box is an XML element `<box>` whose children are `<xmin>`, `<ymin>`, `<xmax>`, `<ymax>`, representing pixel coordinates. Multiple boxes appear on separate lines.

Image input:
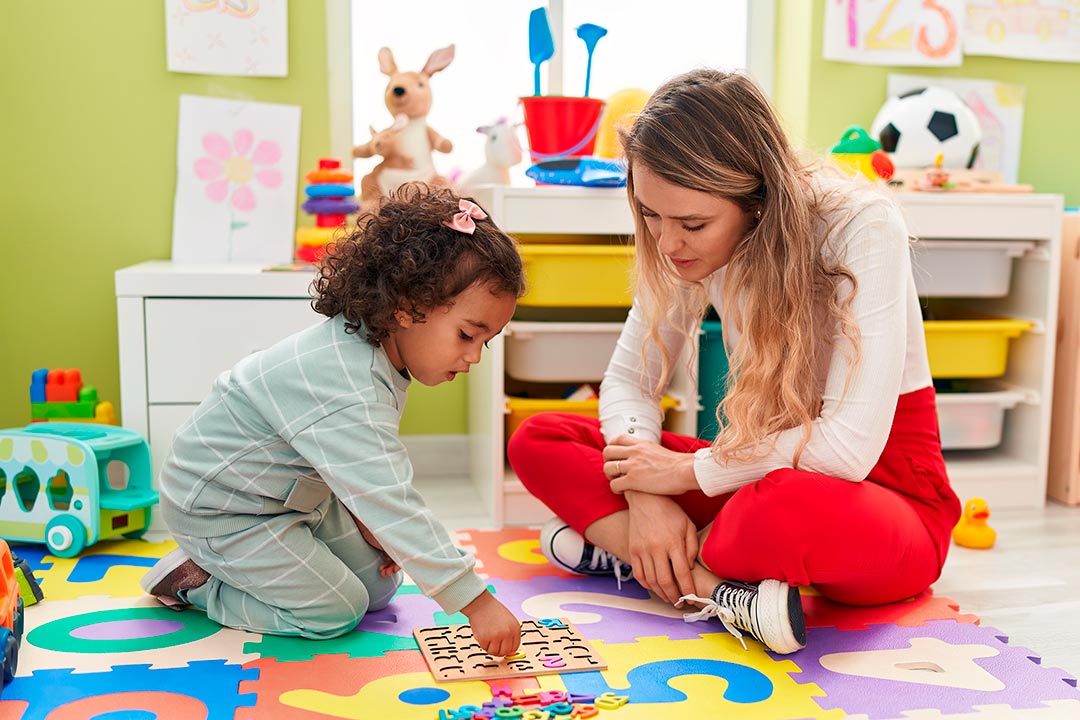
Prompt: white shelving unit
<box><xmin>899</xmin><ymin>192</ymin><xmax>1063</xmax><ymax>508</ymax></box>
<box><xmin>475</xmin><ymin>186</ymin><xmax>1064</xmax><ymax>520</ymax></box>
<box><xmin>472</xmin><ymin>186</ymin><xmax>696</xmax><ymax>526</ymax></box>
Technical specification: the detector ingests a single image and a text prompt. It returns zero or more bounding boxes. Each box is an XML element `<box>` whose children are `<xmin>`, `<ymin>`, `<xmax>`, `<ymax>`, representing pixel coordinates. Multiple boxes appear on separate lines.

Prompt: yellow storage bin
<box><xmin>506</xmin><ymin>395</ymin><xmax>677</xmax><ymax>439</ymax></box>
<box><xmin>519</xmin><ymin>244</ymin><xmax>634</xmax><ymax>307</ymax></box>
<box><xmin>924</xmin><ymin>317</ymin><xmax>1032</xmax><ymax>378</ymax></box>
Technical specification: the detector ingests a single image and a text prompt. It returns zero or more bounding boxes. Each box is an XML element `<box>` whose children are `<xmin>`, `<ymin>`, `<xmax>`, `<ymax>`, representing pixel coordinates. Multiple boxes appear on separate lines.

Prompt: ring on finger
<box><xmin>616</xmin><ymin>460</ymin><xmax>622</xmax><ymax>476</ymax></box>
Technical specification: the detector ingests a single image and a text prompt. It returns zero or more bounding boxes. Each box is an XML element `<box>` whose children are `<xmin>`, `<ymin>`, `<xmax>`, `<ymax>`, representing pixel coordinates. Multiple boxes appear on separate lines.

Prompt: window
<box><xmin>328</xmin><ymin>0</ymin><xmax>772</xmax><ymax>183</ymax></box>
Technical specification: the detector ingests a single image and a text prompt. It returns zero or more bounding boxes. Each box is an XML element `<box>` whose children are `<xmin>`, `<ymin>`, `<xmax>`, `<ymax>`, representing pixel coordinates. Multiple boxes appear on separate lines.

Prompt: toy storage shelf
<box><xmin>900</xmin><ymin>192</ymin><xmax>1063</xmax><ymax>508</ymax></box>
<box><xmin>477</xmin><ymin>187</ymin><xmax>1063</xmax><ymax>516</ymax></box>
<box><xmin>473</xmin><ymin>185</ymin><xmax>695</xmax><ymax>526</ymax></box>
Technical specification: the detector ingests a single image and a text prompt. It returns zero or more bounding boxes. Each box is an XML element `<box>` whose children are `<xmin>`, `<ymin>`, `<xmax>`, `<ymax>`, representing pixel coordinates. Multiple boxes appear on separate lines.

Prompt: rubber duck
<box><xmin>952</xmin><ymin>497</ymin><xmax>996</xmax><ymax>549</ymax></box>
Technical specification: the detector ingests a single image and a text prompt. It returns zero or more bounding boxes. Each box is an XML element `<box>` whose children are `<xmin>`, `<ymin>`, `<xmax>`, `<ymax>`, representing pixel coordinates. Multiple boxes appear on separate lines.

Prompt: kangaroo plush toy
<box><xmin>353</xmin><ymin>45</ymin><xmax>455</xmax><ymax>206</ymax></box>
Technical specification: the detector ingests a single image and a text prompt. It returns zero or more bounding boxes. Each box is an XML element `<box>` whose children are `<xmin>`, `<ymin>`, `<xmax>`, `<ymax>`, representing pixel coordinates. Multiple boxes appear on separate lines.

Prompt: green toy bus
<box><xmin>0</xmin><ymin>423</ymin><xmax>158</xmax><ymax>558</ymax></box>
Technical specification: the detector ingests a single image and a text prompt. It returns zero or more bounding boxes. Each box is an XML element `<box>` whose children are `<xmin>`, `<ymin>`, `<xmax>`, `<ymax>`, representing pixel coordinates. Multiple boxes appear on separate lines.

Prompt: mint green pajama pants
<box><xmin>166</xmin><ymin>496</ymin><xmax>402</xmax><ymax>639</ymax></box>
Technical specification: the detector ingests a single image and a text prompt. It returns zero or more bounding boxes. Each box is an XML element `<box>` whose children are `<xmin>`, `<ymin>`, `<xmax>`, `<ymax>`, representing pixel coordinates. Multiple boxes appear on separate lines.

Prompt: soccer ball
<box><xmin>870</xmin><ymin>87</ymin><xmax>981</xmax><ymax>169</ymax></box>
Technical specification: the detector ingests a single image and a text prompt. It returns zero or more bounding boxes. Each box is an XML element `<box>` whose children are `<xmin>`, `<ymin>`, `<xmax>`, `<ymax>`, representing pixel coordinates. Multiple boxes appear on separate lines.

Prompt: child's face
<box><xmin>385</xmin><ymin>282</ymin><xmax>516</xmax><ymax>387</ymax></box>
<box><xmin>633</xmin><ymin>165</ymin><xmax>753</xmax><ymax>282</ymax></box>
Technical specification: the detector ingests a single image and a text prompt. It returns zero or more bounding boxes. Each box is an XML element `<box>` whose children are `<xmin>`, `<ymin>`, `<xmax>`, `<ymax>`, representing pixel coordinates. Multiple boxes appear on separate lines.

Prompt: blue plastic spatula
<box><xmin>576</xmin><ymin>23</ymin><xmax>608</xmax><ymax>97</ymax></box>
<box><xmin>529</xmin><ymin>7</ymin><xmax>554</xmax><ymax>96</ymax></box>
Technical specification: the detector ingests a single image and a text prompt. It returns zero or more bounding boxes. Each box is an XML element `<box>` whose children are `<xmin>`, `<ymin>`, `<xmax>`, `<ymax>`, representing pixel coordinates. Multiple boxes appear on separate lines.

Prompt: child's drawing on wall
<box><xmin>172</xmin><ymin>95</ymin><xmax>300</xmax><ymax>263</ymax></box>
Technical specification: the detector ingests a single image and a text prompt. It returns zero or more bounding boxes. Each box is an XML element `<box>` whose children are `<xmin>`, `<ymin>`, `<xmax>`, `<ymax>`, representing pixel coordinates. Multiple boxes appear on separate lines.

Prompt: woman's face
<box><xmin>632</xmin><ymin>165</ymin><xmax>754</xmax><ymax>282</ymax></box>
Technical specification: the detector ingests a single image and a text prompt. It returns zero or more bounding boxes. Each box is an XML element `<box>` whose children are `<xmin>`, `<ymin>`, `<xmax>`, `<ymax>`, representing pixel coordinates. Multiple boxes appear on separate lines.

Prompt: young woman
<box><xmin>142</xmin><ymin>185</ymin><xmax>525</xmax><ymax>657</ymax></box>
<box><xmin>508</xmin><ymin>70</ymin><xmax>961</xmax><ymax>655</ymax></box>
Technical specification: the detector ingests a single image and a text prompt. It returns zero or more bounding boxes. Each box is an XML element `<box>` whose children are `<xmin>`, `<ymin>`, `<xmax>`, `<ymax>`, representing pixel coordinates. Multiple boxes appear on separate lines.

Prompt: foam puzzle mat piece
<box><xmin>20</xmin><ymin>595</ymin><xmax>260</xmax><ymax>675</ymax></box>
<box><xmin>483</xmin><ymin>575</ymin><xmax>708</xmax><ymax>643</ymax></box>
<box><xmin>455</xmin><ymin>528</ymin><xmax>576</xmax><ymax>581</ymax></box>
<box><xmin>0</xmin><ymin>660</ymin><xmax>256</xmax><ymax>720</ymax></box>
<box><xmin>7</xmin><ymin>545</ymin><xmax>53</xmax><ymax>573</ymax></box>
<box><xmin>30</xmin><ymin>538</ymin><xmax>176</xmax><ymax>600</ymax></box>
<box><xmin>244</xmin><ymin>627</ymin><xmax>418</xmax><ymax>662</ymax></box>
<box><xmin>558</xmin><ymin>635</ymin><xmax>845</xmax><ymax>719</ymax></box>
<box><xmin>845</xmin><ymin>698</ymin><xmax>1080</xmax><ymax>719</ymax></box>
<box><xmin>237</xmin><ymin>652</ymin><xmax>428</xmax><ymax>720</ymax></box>
<box><xmin>787</xmin><ymin>620</ymin><xmax>1080</xmax><ymax>717</ymax></box>
<box><xmin>240</xmin><ymin>651</ymin><xmax>544</xmax><ymax>720</ymax></box>
<box><xmin>804</xmin><ymin>589</ymin><xmax>980</xmax><ymax>630</ymax></box>
<box><xmin>238</xmin><ymin>650</ymin><xmax>549</xmax><ymax>720</ymax></box>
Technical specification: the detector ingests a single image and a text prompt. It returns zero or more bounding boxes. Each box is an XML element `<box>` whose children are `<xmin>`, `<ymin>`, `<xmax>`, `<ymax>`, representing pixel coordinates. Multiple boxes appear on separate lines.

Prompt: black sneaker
<box><xmin>539</xmin><ymin>518</ymin><xmax>633</xmax><ymax>588</ymax></box>
<box><xmin>678</xmin><ymin>579</ymin><xmax>806</xmax><ymax>654</ymax></box>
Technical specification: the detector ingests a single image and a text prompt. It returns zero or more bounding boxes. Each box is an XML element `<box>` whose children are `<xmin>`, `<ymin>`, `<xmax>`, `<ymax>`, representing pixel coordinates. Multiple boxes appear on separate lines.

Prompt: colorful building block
<box><xmin>12</xmin><ymin>555</ymin><xmax>43</xmax><ymax>606</ymax></box>
<box><xmin>44</xmin><ymin>369</ymin><xmax>82</xmax><ymax>402</ymax></box>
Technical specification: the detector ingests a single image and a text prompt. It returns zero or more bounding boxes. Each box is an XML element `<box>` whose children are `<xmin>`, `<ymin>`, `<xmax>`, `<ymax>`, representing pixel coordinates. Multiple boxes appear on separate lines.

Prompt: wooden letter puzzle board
<box><xmin>413</xmin><ymin>618</ymin><xmax>607</xmax><ymax>682</ymax></box>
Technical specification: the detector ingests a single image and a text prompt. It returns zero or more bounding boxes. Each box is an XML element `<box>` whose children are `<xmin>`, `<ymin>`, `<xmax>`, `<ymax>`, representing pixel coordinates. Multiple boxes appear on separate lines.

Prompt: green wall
<box><xmin>0</xmin><ymin>2</ymin><xmax>463</xmax><ymax>435</ymax></box>
<box><xmin>776</xmin><ymin>0</ymin><xmax>1080</xmax><ymax>207</ymax></box>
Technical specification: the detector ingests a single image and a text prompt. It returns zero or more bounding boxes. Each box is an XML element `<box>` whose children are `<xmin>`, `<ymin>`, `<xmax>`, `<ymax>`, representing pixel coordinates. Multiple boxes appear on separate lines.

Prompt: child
<box><xmin>142</xmin><ymin>184</ymin><xmax>525</xmax><ymax>657</ymax></box>
<box><xmin>509</xmin><ymin>70</ymin><xmax>962</xmax><ymax>655</ymax></box>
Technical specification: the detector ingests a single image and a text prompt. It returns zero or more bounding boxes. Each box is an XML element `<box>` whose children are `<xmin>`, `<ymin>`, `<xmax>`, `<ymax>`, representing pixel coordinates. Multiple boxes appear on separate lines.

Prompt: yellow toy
<box><xmin>952</xmin><ymin>497</ymin><xmax>996</xmax><ymax>549</ymax></box>
<box><xmin>594</xmin><ymin>88</ymin><xmax>651</xmax><ymax>158</ymax></box>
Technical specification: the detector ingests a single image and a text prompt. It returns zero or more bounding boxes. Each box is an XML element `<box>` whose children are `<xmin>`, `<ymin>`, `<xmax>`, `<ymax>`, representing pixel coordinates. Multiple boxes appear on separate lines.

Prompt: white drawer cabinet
<box><xmin>145</xmin><ymin>298</ymin><xmax>317</xmax><ymax>403</ymax></box>
<box><xmin>116</xmin><ymin>263</ymin><xmax>320</xmax><ymax>533</ymax></box>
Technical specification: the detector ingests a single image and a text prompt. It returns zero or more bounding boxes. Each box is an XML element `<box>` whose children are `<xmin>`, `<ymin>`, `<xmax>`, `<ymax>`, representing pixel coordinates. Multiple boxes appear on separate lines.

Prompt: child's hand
<box><xmin>378</xmin><ymin>557</ymin><xmax>401</xmax><ymax>577</ymax></box>
<box><xmin>461</xmin><ymin>591</ymin><xmax>521</xmax><ymax>657</ymax></box>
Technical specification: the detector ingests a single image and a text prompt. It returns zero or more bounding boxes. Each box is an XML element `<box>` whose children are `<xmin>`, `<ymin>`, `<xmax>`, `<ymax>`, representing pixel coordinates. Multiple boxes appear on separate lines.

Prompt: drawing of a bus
<box><xmin>0</xmin><ymin>423</ymin><xmax>158</xmax><ymax>558</ymax></box>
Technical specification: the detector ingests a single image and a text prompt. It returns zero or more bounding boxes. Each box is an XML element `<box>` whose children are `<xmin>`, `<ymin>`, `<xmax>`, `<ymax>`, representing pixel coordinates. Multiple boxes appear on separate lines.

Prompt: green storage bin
<box><xmin>698</xmin><ymin>320</ymin><xmax>729</xmax><ymax>441</ymax></box>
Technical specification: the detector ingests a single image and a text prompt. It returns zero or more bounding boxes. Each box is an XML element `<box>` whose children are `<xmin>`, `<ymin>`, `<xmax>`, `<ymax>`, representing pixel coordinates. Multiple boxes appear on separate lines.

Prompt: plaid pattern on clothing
<box><xmin>158</xmin><ymin>314</ymin><xmax>486</xmax><ymax>617</ymax></box>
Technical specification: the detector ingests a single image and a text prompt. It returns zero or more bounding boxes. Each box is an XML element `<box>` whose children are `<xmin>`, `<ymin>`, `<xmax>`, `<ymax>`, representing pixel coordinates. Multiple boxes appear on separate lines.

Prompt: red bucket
<box><xmin>520</xmin><ymin>96</ymin><xmax>606</xmax><ymax>162</ymax></box>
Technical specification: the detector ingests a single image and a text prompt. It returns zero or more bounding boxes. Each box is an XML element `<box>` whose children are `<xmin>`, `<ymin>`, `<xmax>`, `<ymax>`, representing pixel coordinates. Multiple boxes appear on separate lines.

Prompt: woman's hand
<box><xmin>603</xmin><ymin>435</ymin><xmax>698</xmax><ymax>496</ymax></box>
<box><xmin>462</xmin><ymin>591</ymin><xmax>522</xmax><ymax>657</ymax></box>
<box><xmin>625</xmin><ymin>492</ymin><xmax>699</xmax><ymax>604</ymax></box>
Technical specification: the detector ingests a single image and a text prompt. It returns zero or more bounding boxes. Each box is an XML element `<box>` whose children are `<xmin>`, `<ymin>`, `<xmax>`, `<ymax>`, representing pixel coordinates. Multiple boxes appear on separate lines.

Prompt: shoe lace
<box><xmin>585</xmin><ymin>547</ymin><xmax>632</xmax><ymax>591</ymax></box>
<box><xmin>676</xmin><ymin>583</ymin><xmax>757</xmax><ymax>651</ymax></box>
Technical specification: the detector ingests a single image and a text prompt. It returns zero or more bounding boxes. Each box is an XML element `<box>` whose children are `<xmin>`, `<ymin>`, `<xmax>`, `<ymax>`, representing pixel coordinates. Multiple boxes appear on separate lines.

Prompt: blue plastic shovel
<box><xmin>529</xmin><ymin>7</ymin><xmax>554</xmax><ymax>96</ymax></box>
<box><xmin>576</xmin><ymin>23</ymin><xmax>608</xmax><ymax>97</ymax></box>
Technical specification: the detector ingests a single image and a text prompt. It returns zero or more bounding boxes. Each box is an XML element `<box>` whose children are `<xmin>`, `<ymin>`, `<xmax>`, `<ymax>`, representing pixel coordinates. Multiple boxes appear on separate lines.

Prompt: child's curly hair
<box><xmin>312</xmin><ymin>183</ymin><xmax>525</xmax><ymax>346</ymax></box>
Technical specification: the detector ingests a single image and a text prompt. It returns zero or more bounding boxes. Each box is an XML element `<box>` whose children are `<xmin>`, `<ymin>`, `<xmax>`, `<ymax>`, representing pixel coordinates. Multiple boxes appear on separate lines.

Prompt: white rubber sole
<box><xmin>538</xmin><ymin>518</ymin><xmax>582</xmax><ymax>574</ymax></box>
<box><xmin>755</xmin><ymin>579</ymin><xmax>806</xmax><ymax>655</ymax></box>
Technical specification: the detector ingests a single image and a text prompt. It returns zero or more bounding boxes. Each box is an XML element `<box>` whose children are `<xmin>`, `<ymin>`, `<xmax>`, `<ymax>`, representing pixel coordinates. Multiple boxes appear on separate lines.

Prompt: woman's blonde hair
<box><xmin>620</xmin><ymin>69</ymin><xmax>861</xmax><ymax>467</ymax></box>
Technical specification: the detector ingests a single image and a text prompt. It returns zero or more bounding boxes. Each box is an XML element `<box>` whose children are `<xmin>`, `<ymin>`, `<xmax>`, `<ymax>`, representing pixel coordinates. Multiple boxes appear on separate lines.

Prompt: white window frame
<box><xmin>324</xmin><ymin>0</ymin><xmax>775</xmax><ymax>165</ymax></box>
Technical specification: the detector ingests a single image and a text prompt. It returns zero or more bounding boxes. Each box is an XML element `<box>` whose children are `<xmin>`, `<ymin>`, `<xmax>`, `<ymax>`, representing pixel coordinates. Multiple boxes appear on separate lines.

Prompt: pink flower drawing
<box><xmin>194</xmin><ymin>129</ymin><xmax>282</xmax><ymax>211</ymax></box>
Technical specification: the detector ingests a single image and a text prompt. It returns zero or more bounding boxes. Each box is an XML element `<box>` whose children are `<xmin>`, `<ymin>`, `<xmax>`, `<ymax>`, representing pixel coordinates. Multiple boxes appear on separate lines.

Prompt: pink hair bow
<box><xmin>444</xmin><ymin>199</ymin><xmax>488</xmax><ymax>235</ymax></box>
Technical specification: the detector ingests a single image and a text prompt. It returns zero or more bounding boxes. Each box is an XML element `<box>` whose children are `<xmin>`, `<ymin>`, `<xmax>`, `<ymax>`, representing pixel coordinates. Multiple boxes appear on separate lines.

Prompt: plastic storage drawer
<box><xmin>505</xmin><ymin>395</ymin><xmax>678</xmax><ymax>439</ymax></box>
<box><xmin>912</xmin><ymin>240</ymin><xmax>1034</xmax><ymax>297</ymax></box>
<box><xmin>505</xmin><ymin>322</ymin><xmax>622</xmax><ymax>382</ymax></box>
<box><xmin>697</xmin><ymin>320</ymin><xmax>729</xmax><ymax>441</ymax></box>
<box><xmin>936</xmin><ymin>387</ymin><xmax>1026</xmax><ymax>449</ymax></box>
<box><xmin>518</xmin><ymin>244</ymin><xmax>634</xmax><ymax>307</ymax></box>
<box><xmin>924</xmin><ymin>317</ymin><xmax>1032</xmax><ymax>378</ymax></box>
